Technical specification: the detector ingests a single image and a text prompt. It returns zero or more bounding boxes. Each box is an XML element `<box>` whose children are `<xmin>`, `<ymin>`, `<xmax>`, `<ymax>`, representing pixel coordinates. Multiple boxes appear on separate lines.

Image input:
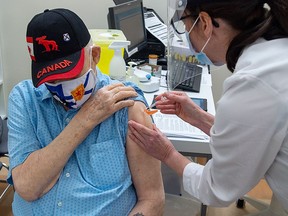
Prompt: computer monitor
<box><xmin>108</xmin><ymin>0</ymin><xmax>147</xmax><ymax>58</ymax></box>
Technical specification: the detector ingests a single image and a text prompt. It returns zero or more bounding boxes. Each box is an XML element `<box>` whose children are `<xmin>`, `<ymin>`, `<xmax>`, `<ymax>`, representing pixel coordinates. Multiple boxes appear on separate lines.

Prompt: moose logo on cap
<box><xmin>36</xmin><ymin>36</ymin><xmax>59</xmax><ymax>52</ymax></box>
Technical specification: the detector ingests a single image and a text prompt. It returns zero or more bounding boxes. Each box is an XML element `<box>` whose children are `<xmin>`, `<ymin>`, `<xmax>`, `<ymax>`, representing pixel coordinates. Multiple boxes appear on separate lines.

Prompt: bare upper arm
<box><xmin>126</xmin><ymin>101</ymin><xmax>164</xmax><ymax>200</ymax></box>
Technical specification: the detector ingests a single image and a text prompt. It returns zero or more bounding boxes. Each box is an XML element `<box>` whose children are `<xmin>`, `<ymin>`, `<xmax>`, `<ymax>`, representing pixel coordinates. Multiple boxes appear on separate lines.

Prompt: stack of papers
<box><xmin>152</xmin><ymin>112</ymin><xmax>209</xmax><ymax>140</ymax></box>
<box><xmin>144</xmin><ymin>11</ymin><xmax>168</xmax><ymax>47</ymax></box>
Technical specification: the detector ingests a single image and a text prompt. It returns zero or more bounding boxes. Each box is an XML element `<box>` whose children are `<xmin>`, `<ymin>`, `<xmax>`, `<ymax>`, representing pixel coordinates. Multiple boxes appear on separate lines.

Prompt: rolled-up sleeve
<box><xmin>7</xmin><ymin>82</ymin><xmax>42</xmax><ymax>184</ymax></box>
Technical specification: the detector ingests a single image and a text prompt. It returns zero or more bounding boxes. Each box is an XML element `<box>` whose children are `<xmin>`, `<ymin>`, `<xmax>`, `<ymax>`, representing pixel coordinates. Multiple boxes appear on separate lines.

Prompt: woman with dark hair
<box><xmin>129</xmin><ymin>0</ymin><xmax>288</xmax><ymax>213</ymax></box>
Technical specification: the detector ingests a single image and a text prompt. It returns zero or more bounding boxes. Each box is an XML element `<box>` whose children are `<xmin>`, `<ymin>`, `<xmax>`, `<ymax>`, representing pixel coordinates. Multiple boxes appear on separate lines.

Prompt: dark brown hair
<box><xmin>185</xmin><ymin>0</ymin><xmax>288</xmax><ymax>72</ymax></box>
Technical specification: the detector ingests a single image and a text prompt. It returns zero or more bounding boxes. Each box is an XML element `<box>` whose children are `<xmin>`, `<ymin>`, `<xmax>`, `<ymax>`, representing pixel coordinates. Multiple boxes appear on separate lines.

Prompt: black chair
<box><xmin>0</xmin><ymin>116</ymin><xmax>10</xmax><ymax>201</ymax></box>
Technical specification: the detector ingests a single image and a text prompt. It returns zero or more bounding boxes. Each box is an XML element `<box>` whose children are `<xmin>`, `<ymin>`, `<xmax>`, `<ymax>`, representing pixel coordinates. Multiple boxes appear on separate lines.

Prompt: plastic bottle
<box><xmin>148</xmin><ymin>54</ymin><xmax>158</xmax><ymax>65</ymax></box>
<box><xmin>126</xmin><ymin>62</ymin><xmax>138</xmax><ymax>84</ymax></box>
<box><xmin>108</xmin><ymin>41</ymin><xmax>131</xmax><ymax>81</ymax></box>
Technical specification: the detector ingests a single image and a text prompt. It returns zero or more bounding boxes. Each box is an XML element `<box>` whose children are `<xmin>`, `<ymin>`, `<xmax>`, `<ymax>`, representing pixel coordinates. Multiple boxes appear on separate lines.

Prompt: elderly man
<box><xmin>7</xmin><ymin>8</ymin><xmax>164</xmax><ymax>215</ymax></box>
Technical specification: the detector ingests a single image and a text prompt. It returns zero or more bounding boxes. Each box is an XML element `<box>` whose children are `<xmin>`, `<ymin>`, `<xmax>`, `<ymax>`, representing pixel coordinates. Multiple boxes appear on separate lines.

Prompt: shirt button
<box><xmin>66</xmin><ymin>173</ymin><xmax>70</xmax><ymax>178</ymax></box>
<box><xmin>65</xmin><ymin>118</ymin><xmax>70</xmax><ymax>123</ymax></box>
<box><xmin>57</xmin><ymin>201</ymin><xmax>62</xmax><ymax>207</ymax></box>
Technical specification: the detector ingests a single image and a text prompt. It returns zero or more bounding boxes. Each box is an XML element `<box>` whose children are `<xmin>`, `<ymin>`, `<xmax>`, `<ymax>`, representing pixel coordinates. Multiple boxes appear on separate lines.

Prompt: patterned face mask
<box><xmin>45</xmin><ymin>68</ymin><xmax>97</xmax><ymax>109</ymax></box>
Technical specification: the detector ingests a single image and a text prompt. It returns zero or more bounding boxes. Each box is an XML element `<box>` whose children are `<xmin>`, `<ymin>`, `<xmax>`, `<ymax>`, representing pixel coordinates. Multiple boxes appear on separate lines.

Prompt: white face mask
<box><xmin>45</xmin><ymin>46</ymin><xmax>97</xmax><ymax>109</ymax></box>
<box><xmin>45</xmin><ymin>68</ymin><xmax>97</xmax><ymax>109</ymax></box>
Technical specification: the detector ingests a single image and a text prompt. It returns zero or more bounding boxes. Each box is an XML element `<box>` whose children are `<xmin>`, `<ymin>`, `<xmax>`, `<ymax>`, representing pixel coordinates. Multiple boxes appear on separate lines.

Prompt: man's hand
<box><xmin>77</xmin><ymin>83</ymin><xmax>138</xmax><ymax>129</ymax></box>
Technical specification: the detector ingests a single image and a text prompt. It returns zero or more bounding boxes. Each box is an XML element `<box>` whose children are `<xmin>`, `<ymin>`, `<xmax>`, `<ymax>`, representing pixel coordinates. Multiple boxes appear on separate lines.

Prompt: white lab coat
<box><xmin>183</xmin><ymin>38</ymin><xmax>288</xmax><ymax>210</ymax></box>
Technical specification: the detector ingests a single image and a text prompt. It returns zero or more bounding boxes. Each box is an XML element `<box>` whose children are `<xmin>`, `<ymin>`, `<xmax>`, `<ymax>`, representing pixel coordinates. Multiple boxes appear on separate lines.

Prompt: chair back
<box><xmin>0</xmin><ymin>117</ymin><xmax>3</xmax><ymax>143</ymax></box>
<box><xmin>0</xmin><ymin>117</ymin><xmax>10</xmax><ymax>202</ymax></box>
<box><xmin>0</xmin><ymin>117</ymin><xmax>8</xmax><ymax>155</ymax></box>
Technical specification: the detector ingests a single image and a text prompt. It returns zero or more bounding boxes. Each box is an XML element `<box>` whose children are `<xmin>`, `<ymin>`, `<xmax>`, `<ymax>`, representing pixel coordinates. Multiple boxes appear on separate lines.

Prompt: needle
<box><xmin>146</xmin><ymin>96</ymin><xmax>167</xmax><ymax>110</ymax></box>
<box><xmin>145</xmin><ymin>102</ymin><xmax>158</xmax><ymax>115</ymax></box>
<box><xmin>145</xmin><ymin>101</ymin><xmax>159</xmax><ymax>115</ymax></box>
<box><xmin>146</xmin><ymin>101</ymin><xmax>157</xmax><ymax>110</ymax></box>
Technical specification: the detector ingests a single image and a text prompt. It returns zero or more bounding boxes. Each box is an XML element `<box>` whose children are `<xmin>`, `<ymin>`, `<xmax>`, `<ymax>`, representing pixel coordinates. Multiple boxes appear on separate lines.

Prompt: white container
<box><xmin>148</xmin><ymin>54</ymin><xmax>158</xmax><ymax>65</ymax></box>
<box><xmin>126</xmin><ymin>62</ymin><xmax>138</xmax><ymax>84</ymax></box>
<box><xmin>109</xmin><ymin>41</ymin><xmax>131</xmax><ymax>81</ymax></box>
<box><xmin>89</xmin><ymin>29</ymin><xmax>127</xmax><ymax>76</ymax></box>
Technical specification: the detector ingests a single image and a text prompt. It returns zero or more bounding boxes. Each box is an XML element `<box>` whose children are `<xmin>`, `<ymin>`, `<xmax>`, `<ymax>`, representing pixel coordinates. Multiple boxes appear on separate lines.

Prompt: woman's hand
<box><xmin>77</xmin><ymin>83</ymin><xmax>138</xmax><ymax>128</ymax></box>
<box><xmin>128</xmin><ymin>120</ymin><xmax>176</xmax><ymax>163</ymax></box>
<box><xmin>154</xmin><ymin>91</ymin><xmax>214</xmax><ymax>135</ymax></box>
<box><xmin>155</xmin><ymin>91</ymin><xmax>203</xmax><ymax>126</ymax></box>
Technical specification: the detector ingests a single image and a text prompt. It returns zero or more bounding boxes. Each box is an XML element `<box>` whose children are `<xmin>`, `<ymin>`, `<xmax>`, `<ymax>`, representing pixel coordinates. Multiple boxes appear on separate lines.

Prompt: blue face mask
<box><xmin>185</xmin><ymin>16</ymin><xmax>213</xmax><ymax>65</ymax></box>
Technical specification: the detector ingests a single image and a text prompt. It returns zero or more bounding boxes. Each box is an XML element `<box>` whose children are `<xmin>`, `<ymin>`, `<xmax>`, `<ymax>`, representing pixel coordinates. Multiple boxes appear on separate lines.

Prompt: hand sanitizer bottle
<box><xmin>126</xmin><ymin>62</ymin><xmax>138</xmax><ymax>84</ymax></box>
<box><xmin>109</xmin><ymin>41</ymin><xmax>131</xmax><ymax>81</ymax></box>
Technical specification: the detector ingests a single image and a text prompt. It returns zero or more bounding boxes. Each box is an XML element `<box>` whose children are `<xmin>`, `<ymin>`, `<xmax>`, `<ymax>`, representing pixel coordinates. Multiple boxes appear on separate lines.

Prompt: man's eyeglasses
<box><xmin>171</xmin><ymin>14</ymin><xmax>220</xmax><ymax>35</ymax></box>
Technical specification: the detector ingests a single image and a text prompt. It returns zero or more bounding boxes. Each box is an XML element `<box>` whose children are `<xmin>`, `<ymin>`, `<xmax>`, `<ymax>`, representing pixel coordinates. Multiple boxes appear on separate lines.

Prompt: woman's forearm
<box><xmin>164</xmin><ymin>149</ymin><xmax>192</xmax><ymax>177</ymax></box>
<box><xmin>190</xmin><ymin>110</ymin><xmax>214</xmax><ymax>136</ymax></box>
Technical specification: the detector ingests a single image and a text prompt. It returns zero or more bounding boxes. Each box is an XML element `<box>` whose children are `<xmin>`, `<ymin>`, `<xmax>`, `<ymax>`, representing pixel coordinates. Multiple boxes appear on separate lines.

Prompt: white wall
<box><xmin>0</xmin><ymin>0</ymin><xmax>168</xmax><ymax>112</ymax></box>
<box><xmin>0</xmin><ymin>0</ymin><xmax>229</xmax><ymax>114</ymax></box>
<box><xmin>210</xmin><ymin>65</ymin><xmax>231</xmax><ymax>104</ymax></box>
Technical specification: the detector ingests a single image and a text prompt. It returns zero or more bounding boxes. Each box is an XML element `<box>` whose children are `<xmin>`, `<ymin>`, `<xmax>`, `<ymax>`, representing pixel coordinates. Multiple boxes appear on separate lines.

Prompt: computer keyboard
<box><xmin>169</xmin><ymin>60</ymin><xmax>203</xmax><ymax>92</ymax></box>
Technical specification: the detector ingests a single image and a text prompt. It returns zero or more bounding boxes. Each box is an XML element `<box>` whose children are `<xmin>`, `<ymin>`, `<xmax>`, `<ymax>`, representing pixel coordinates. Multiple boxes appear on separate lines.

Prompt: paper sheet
<box><xmin>152</xmin><ymin>112</ymin><xmax>209</xmax><ymax>140</ymax></box>
<box><xmin>144</xmin><ymin>11</ymin><xmax>168</xmax><ymax>47</ymax></box>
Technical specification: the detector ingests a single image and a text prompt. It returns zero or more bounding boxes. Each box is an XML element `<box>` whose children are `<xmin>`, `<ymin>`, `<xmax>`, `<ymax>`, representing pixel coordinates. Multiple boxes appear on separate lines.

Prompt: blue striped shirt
<box><xmin>7</xmin><ymin>71</ymin><xmax>147</xmax><ymax>215</ymax></box>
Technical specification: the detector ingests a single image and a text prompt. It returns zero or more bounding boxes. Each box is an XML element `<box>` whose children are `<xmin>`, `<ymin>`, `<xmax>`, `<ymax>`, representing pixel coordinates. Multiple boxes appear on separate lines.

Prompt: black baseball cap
<box><xmin>26</xmin><ymin>8</ymin><xmax>91</xmax><ymax>87</ymax></box>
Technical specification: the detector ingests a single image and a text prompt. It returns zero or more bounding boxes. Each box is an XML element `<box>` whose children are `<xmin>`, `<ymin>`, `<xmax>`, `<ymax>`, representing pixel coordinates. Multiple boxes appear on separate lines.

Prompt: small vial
<box><xmin>149</xmin><ymin>54</ymin><xmax>158</xmax><ymax>65</ymax></box>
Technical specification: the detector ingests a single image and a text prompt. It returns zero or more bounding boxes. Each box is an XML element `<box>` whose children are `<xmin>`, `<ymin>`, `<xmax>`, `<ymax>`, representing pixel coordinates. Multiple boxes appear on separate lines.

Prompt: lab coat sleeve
<box><xmin>183</xmin><ymin>72</ymin><xmax>287</xmax><ymax>207</ymax></box>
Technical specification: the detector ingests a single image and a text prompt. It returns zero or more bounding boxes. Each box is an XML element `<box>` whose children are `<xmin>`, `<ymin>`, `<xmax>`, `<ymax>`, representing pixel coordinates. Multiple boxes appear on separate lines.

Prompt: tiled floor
<box><xmin>0</xmin><ymin>156</ymin><xmax>13</xmax><ymax>216</ymax></box>
<box><xmin>178</xmin><ymin>179</ymin><xmax>272</xmax><ymax>216</ymax></box>
<box><xmin>0</xmin><ymin>183</ymin><xmax>13</xmax><ymax>216</ymax></box>
<box><xmin>0</xmin><ymin>180</ymin><xmax>272</xmax><ymax>216</ymax></box>
<box><xmin>0</xmin><ymin>157</ymin><xmax>273</xmax><ymax>216</ymax></box>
